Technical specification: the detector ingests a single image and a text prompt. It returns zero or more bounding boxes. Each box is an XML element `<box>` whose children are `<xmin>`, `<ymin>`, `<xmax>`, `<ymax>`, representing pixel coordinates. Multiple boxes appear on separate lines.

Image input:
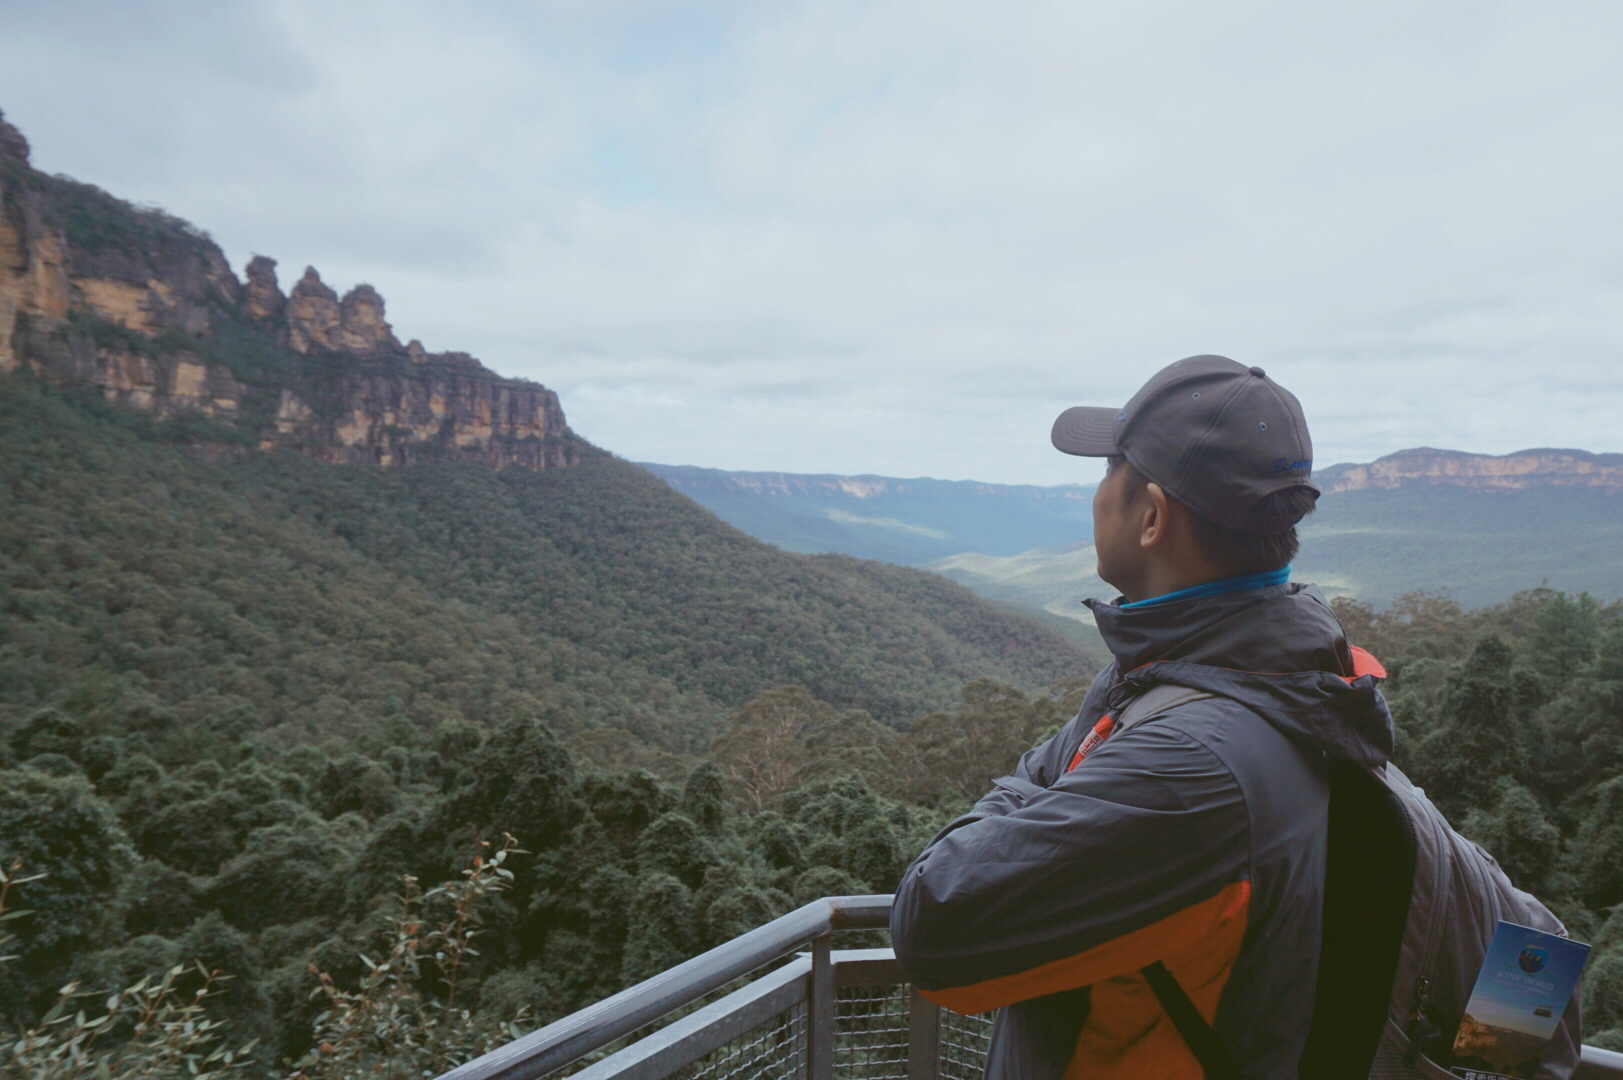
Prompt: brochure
<box><xmin>1448</xmin><ymin>920</ymin><xmax>1591</xmax><ymax>1080</ymax></box>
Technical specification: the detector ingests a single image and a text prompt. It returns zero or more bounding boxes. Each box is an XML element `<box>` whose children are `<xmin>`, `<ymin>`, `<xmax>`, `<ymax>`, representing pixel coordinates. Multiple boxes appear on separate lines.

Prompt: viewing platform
<box><xmin>441</xmin><ymin>895</ymin><xmax>1623</xmax><ymax>1080</ymax></box>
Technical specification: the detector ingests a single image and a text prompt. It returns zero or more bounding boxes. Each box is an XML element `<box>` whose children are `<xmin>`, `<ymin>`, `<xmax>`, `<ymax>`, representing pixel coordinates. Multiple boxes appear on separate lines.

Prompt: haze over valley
<box><xmin>647</xmin><ymin>448</ymin><xmax>1623</xmax><ymax>621</ymax></box>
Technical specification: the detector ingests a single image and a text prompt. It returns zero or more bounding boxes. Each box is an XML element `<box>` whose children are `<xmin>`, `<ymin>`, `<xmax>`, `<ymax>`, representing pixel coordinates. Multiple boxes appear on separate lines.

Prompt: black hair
<box><xmin>1107</xmin><ymin>455</ymin><xmax>1314</xmax><ymax>576</ymax></box>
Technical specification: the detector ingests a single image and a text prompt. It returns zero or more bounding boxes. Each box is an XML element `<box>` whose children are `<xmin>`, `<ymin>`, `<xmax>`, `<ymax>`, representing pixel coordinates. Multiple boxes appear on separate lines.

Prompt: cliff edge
<box><xmin>1316</xmin><ymin>447</ymin><xmax>1623</xmax><ymax>493</ymax></box>
<box><xmin>0</xmin><ymin>108</ymin><xmax>579</xmax><ymax>471</ymax></box>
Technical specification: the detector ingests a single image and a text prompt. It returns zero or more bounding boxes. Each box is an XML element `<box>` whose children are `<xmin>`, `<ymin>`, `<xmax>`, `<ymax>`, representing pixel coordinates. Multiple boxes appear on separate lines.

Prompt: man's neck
<box><xmin>1119</xmin><ymin>565</ymin><xmax>1292</xmax><ymax>610</ymax></box>
<box><xmin>1119</xmin><ymin>563</ymin><xmax>1220</xmax><ymax>606</ymax></box>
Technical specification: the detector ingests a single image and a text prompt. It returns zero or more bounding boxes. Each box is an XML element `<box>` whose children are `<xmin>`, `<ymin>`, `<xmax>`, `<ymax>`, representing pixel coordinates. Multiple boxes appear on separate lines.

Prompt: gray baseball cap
<box><xmin>1051</xmin><ymin>354</ymin><xmax>1318</xmax><ymax>534</ymax></box>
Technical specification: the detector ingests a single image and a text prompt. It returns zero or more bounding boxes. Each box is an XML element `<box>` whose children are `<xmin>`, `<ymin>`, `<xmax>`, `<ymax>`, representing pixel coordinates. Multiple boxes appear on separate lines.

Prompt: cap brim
<box><xmin>1051</xmin><ymin>406</ymin><xmax>1122</xmax><ymax>456</ymax></box>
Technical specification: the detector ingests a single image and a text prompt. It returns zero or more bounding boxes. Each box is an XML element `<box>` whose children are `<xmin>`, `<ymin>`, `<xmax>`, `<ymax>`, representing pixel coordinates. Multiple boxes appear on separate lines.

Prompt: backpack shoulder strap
<box><xmin>1141</xmin><ymin>962</ymin><xmax>1246</xmax><ymax>1080</ymax></box>
<box><xmin>1118</xmin><ymin>683</ymin><xmax>1244</xmax><ymax>1079</ymax></box>
<box><xmin>1113</xmin><ymin>683</ymin><xmax>1215</xmax><ymax>736</ymax></box>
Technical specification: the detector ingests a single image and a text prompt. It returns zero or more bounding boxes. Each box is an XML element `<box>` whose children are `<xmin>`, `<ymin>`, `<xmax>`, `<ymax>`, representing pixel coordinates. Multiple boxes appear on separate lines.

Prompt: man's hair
<box><xmin>1108</xmin><ymin>456</ymin><xmax>1314</xmax><ymax>575</ymax></box>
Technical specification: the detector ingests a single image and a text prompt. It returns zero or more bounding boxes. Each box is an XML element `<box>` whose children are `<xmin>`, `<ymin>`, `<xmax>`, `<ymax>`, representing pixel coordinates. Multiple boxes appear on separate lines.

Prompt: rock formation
<box><xmin>283</xmin><ymin>269</ymin><xmax>403</xmax><ymax>357</ymax></box>
<box><xmin>269</xmin><ymin>369</ymin><xmax>574</xmax><ymax>469</ymax></box>
<box><xmin>335</xmin><ymin>283</ymin><xmax>399</xmax><ymax>356</ymax></box>
<box><xmin>285</xmin><ymin>267</ymin><xmax>342</xmax><ymax>353</ymax></box>
<box><xmin>0</xmin><ymin>110</ymin><xmax>580</xmax><ymax>471</ymax></box>
<box><xmin>244</xmin><ymin>255</ymin><xmax>285</xmax><ymax>318</ymax></box>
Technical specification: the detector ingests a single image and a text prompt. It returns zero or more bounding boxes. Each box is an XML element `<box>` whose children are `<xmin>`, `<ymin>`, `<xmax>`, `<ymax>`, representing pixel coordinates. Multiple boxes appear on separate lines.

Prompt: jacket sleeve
<box><xmin>889</xmin><ymin>718</ymin><xmax>1250</xmax><ymax>1015</ymax></box>
<box><xmin>950</xmin><ymin>666</ymin><xmax>1119</xmax><ymax>825</ymax></box>
<box><xmin>948</xmin><ymin>725</ymin><xmax>1077</xmax><ymax>827</ymax></box>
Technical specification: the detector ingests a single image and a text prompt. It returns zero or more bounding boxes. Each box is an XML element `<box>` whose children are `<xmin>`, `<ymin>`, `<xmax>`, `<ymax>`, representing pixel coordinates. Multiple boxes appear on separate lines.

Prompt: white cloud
<box><xmin>2</xmin><ymin>0</ymin><xmax>1621</xmax><ymax>484</ymax></box>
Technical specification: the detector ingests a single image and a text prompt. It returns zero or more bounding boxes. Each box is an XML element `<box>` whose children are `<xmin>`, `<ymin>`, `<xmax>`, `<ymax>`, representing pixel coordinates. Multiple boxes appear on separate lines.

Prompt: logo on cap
<box><xmin>1273</xmin><ymin>457</ymin><xmax>1311</xmax><ymax>475</ymax></box>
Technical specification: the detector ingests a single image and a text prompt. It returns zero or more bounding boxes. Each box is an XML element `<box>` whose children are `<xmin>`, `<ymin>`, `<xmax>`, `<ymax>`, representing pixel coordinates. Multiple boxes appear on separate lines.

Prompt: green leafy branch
<box><xmin>290</xmin><ymin>833</ymin><xmax>530</xmax><ymax>1080</ymax></box>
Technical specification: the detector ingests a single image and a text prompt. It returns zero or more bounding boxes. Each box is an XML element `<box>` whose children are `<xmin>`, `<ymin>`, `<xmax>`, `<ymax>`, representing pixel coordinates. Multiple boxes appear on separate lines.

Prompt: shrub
<box><xmin>290</xmin><ymin>835</ymin><xmax>530</xmax><ymax>1079</ymax></box>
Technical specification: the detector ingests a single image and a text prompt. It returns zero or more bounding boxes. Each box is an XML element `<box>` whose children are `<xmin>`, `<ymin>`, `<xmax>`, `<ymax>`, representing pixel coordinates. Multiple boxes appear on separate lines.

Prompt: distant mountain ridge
<box><xmin>644</xmin><ymin>447</ymin><xmax>1623</xmax><ymax>566</ymax></box>
<box><xmin>645</xmin><ymin>464</ymin><xmax>1094</xmax><ymax>502</ymax></box>
<box><xmin>644</xmin><ymin>448</ymin><xmax>1623</xmax><ymax>614</ymax></box>
<box><xmin>641</xmin><ymin>462</ymin><xmax>1095</xmax><ymax>564</ymax></box>
<box><xmin>1319</xmin><ymin>447</ymin><xmax>1623</xmax><ymax>493</ymax></box>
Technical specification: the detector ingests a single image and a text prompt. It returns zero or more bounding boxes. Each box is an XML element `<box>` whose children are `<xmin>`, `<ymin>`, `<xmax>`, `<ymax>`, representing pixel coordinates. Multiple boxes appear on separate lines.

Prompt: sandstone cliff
<box><xmin>1317</xmin><ymin>447</ymin><xmax>1623</xmax><ymax>494</ymax></box>
<box><xmin>0</xmin><ymin>108</ymin><xmax>579</xmax><ymax>471</ymax></box>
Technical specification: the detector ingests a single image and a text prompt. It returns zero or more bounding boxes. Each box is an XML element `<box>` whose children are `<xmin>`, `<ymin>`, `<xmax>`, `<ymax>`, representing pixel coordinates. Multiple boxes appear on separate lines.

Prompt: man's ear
<box><xmin>1140</xmin><ymin>482</ymin><xmax>1172</xmax><ymax>549</ymax></box>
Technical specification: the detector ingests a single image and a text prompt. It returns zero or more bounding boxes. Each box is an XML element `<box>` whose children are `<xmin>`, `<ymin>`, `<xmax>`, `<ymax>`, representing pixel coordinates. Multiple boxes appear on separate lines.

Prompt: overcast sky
<box><xmin>3</xmin><ymin>1</ymin><xmax>1621</xmax><ymax>484</ymax></box>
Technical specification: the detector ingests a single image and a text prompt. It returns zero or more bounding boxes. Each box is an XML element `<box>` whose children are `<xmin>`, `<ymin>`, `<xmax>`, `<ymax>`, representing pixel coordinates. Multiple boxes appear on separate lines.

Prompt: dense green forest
<box><xmin>3</xmin><ymin>583</ymin><xmax>1622</xmax><ymax>1073</ymax></box>
<box><xmin>0</xmin><ymin>668</ymin><xmax>1086</xmax><ymax>1073</ymax></box>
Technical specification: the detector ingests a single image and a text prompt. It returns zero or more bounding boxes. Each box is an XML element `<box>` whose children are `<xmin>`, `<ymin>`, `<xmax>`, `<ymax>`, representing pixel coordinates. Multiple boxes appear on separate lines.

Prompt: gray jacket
<box><xmin>891</xmin><ymin>582</ymin><xmax>1392</xmax><ymax>1080</ymax></box>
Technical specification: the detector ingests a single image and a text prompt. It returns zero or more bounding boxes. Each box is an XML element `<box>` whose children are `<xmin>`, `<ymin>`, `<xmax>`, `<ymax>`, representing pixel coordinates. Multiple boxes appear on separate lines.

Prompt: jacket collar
<box><xmin>1084</xmin><ymin>582</ymin><xmax>1394</xmax><ymax>766</ymax></box>
<box><xmin>1086</xmin><ymin>581</ymin><xmax>1354</xmax><ymax>676</ymax></box>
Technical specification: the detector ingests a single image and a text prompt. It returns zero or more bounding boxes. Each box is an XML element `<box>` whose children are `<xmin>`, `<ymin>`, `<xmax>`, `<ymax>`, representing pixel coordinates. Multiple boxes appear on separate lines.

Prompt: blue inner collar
<box><xmin>1118</xmin><ymin>564</ymin><xmax>1292</xmax><ymax>610</ymax></box>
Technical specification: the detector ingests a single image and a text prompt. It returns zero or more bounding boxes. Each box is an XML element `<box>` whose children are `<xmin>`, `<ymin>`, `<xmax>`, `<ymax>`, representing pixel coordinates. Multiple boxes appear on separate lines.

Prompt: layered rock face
<box><xmin>1317</xmin><ymin>448</ymin><xmax>1623</xmax><ymax>494</ymax></box>
<box><xmin>272</xmin><ymin>372</ymin><xmax>573</xmax><ymax>469</ymax></box>
<box><xmin>0</xmin><ymin>115</ymin><xmax>67</xmax><ymax>369</ymax></box>
<box><xmin>12</xmin><ymin>316</ymin><xmax>248</xmax><ymax>421</ymax></box>
<box><xmin>0</xmin><ymin>109</ymin><xmax>578</xmax><ymax>471</ymax></box>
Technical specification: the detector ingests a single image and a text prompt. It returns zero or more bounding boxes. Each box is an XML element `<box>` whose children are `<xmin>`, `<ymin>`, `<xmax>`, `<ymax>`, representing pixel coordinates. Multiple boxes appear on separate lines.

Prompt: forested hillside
<box><xmin>0</xmin><ymin>375</ymin><xmax>1088</xmax><ymax>753</ymax></box>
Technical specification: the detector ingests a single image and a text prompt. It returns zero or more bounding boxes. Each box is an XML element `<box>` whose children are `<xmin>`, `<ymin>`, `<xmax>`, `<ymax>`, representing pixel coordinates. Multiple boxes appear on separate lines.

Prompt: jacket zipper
<box><xmin>1403</xmin><ymin>976</ymin><xmax>1439</xmax><ymax>1066</ymax></box>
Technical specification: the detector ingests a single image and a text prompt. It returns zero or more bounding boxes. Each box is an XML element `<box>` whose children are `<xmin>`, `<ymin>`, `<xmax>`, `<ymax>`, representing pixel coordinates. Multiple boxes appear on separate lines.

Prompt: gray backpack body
<box><xmin>1117</xmin><ymin>685</ymin><xmax>1584</xmax><ymax>1079</ymax></box>
<box><xmin>1335</xmin><ymin>757</ymin><xmax>1582</xmax><ymax>1080</ymax></box>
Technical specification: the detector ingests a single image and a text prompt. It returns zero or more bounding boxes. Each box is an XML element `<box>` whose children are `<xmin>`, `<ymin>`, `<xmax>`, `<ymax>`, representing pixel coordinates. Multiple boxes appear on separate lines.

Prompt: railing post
<box><xmin>808</xmin><ymin>932</ymin><xmax>835</xmax><ymax>1080</ymax></box>
<box><xmin>907</xmin><ymin>990</ymin><xmax>940</xmax><ymax>1080</ymax></box>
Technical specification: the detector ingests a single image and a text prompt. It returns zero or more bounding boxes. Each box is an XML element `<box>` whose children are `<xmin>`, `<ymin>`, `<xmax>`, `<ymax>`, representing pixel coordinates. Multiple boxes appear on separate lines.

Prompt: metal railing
<box><xmin>442</xmin><ymin>894</ymin><xmax>1623</xmax><ymax>1080</ymax></box>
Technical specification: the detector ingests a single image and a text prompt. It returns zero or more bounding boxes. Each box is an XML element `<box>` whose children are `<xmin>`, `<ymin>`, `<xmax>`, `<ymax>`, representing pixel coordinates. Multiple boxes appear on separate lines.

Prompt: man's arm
<box><xmin>890</xmin><ymin>718</ymin><xmax>1249</xmax><ymax>1015</ymax></box>
<box><xmin>943</xmin><ymin>665</ymin><xmax>1119</xmax><ymax>828</ymax></box>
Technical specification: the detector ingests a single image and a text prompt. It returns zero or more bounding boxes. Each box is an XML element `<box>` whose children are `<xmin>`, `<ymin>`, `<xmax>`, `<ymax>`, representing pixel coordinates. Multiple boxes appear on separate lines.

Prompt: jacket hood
<box><xmin>1085</xmin><ymin>583</ymin><xmax>1394</xmax><ymax>767</ymax></box>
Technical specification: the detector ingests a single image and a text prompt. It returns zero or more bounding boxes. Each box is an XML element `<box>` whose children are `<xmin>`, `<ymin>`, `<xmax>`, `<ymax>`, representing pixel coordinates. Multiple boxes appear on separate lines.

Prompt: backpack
<box><xmin>1111</xmin><ymin>684</ymin><xmax>1584</xmax><ymax>1080</ymax></box>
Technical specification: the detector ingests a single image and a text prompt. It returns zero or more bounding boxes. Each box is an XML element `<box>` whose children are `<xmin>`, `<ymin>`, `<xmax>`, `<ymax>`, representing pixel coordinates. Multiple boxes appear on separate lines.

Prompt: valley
<box><xmin>646</xmin><ymin>449</ymin><xmax>1623</xmax><ymax>619</ymax></box>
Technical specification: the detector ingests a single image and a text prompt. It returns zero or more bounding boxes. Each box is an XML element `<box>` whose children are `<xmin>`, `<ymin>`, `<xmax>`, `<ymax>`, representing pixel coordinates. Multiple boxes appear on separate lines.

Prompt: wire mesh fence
<box><xmin>674</xmin><ymin>1001</ymin><xmax>809</xmax><ymax>1080</ymax></box>
<box><xmin>833</xmin><ymin>984</ymin><xmax>912</xmax><ymax>1080</ymax></box>
<box><xmin>937</xmin><ymin>1006</ymin><xmax>995</xmax><ymax>1080</ymax></box>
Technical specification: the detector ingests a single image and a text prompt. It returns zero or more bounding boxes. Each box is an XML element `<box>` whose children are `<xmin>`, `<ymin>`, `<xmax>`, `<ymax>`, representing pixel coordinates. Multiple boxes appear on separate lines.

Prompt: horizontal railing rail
<box><xmin>442</xmin><ymin>893</ymin><xmax>1623</xmax><ymax>1080</ymax></box>
<box><xmin>442</xmin><ymin>895</ymin><xmax>891</xmax><ymax>1080</ymax></box>
<box><xmin>1585</xmin><ymin>1048</ymin><xmax>1623</xmax><ymax>1080</ymax></box>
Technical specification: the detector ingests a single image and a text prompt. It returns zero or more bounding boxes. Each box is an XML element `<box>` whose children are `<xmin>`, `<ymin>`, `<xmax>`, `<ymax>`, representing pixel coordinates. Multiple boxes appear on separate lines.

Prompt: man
<box><xmin>889</xmin><ymin>355</ymin><xmax>1393</xmax><ymax>1079</ymax></box>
